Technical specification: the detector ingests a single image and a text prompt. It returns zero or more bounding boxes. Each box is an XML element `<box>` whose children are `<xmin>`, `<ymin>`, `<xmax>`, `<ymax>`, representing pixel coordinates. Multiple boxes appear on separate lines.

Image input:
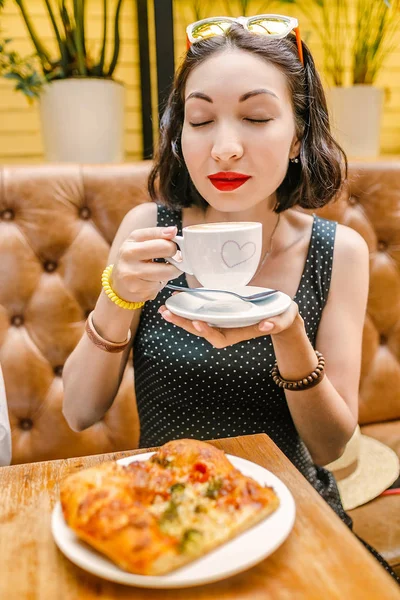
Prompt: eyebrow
<box><xmin>185</xmin><ymin>88</ymin><xmax>279</xmax><ymax>103</ymax></box>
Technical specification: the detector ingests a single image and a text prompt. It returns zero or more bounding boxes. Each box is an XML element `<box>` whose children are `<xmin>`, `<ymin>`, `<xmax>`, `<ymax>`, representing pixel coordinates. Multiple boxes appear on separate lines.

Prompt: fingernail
<box><xmin>259</xmin><ymin>321</ymin><xmax>274</xmax><ymax>332</ymax></box>
<box><xmin>162</xmin><ymin>310</ymin><xmax>172</xmax><ymax>320</ymax></box>
<box><xmin>193</xmin><ymin>321</ymin><xmax>203</xmax><ymax>333</ymax></box>
<box><xmin>158</xmin><ymin>306</ymin><xmax>166</xmax><ymax>314</ymax></box>
<box><xmin>162</xmin><ymin>226</ymin><xmax>177</xmax><ymax>236</ymax></box>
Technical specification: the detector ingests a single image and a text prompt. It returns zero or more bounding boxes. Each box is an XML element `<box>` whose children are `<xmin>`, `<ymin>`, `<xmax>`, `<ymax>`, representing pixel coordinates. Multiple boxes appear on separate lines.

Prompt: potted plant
<box><xmin>4</xmin><ymin>0</ymin><xmax>125</xmax><ymax>163</ymax></box>
<box><xmin>283</xmin><ymin>0</ymin><xmax>400</xmax><ymax>157</ymax></box>
<box><xmin>0</xmin><ymin>35</ymin><xmax>45</xmax><ymax>101</ymax></box>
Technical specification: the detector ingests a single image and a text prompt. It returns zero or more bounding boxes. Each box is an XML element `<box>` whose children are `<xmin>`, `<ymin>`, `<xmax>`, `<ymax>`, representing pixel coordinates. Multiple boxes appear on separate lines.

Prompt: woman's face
<box><xmin>181</xmin><ymin>48</ymin><xmax>300</xmax><ymax>213</ymax></box>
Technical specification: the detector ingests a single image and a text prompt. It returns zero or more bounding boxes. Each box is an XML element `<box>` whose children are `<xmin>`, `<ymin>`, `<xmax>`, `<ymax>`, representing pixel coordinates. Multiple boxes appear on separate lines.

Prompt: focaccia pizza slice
<box><xmin>60</xmin><ymin>439</ymin><xmax>280</xmax><ymax>575</ymax></box>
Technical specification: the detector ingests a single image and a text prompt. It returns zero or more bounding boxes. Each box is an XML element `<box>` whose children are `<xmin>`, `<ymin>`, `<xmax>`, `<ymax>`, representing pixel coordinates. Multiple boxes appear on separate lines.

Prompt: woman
<box><xmin>62</xmin><ymin>16</ymin><xmax>398</xmax><ymax>581</ymax></box>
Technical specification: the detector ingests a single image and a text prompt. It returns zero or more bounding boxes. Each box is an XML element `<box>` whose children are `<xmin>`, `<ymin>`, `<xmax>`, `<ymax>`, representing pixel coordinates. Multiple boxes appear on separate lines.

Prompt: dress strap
<box><xmin>295</xmin><ymin>215</ymin><xmax>337</xmax><ymax>309</ymax></box>
<box><xmin>311</xmin><ymin>215</ymin><xmax>337</xmax><ymax>308</ymax></box>
<box><xmin>294</xmin><ymin>215</ymin><xmax>337</xmax><ymax>345</ymax></box>
<box><xmin>156</xmin><ymin>204</ymin><xmax>183</xmax><ymax>235</ymax></box>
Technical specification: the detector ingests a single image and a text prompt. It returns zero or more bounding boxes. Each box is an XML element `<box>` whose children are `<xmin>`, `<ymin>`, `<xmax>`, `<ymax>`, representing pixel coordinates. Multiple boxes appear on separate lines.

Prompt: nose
<box><xmin>211</xmin><ymin>127</ymin><xmax>244</xmax><ymax>162</ymax></box>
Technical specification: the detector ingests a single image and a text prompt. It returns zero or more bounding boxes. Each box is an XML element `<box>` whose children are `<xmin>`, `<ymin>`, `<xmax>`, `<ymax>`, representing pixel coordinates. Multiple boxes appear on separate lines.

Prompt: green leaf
<box><xmin>43</xmin><ymin>0</ymin><xmax>67</xmax><ymax>76</ymax></box>
<box><xmin>14</xmin><ymin>0</ymin><xmax>52</xmax><ymax>68</ymax></box>
<box><xmin>5</xmin><ymin>0</ymin><xmax>126</xmax><ymax>85</ymax></box>
<box><xmin>73</xmin><ymin>0</ymin><xmax>87</xmax><ymax>75</ymax></box>
<box><xmin>3</xmin><ymin>72</ymin><xmax>24</xmax><ymax>82</ymax></box>
<box><xmin>107</xmin><ymin>0</ymin><xmax>124</xmax><ymax>77</ymax></box>
<box><xmin>94</xmin><ymin>0</ymin><xmax>107</xmax><ymax>77</ymax></box>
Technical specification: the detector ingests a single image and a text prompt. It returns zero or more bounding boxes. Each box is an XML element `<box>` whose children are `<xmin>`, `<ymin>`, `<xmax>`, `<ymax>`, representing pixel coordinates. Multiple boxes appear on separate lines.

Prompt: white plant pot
<box><xmin>39</xmin><ymin>78</ymin><xmax>125</xmax><ymax>163</ymax></box>
<box><xmin>326</xmin><ymin>85</ymin><xmax>383</xmax><ymax>158</ymax></box>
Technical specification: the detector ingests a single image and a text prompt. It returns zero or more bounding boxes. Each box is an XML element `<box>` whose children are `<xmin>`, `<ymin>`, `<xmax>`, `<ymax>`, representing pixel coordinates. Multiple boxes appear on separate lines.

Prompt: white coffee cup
<box><xmin>166</xmin><ymin>222</ymin><xmax>262</xmax><ymax>290</ymax></box>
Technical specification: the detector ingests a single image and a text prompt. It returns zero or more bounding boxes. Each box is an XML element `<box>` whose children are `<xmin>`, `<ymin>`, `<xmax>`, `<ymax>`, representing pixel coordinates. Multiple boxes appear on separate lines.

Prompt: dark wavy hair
<box><xmin>148</xmin><ymin>23</ymin><xmax>347</xmax><ymax>213</ymax></box>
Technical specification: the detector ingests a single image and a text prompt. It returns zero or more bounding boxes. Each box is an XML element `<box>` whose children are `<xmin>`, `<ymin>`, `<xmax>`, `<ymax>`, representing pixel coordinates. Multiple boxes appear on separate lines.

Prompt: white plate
<box><xmin>165</xmin><ymin>286</ymin><xmax>292</xmax><ymax>328</ymax></box>
<box><xmin>52</xmin><ymin>452</ymin><xmax>295</xmax><ymax>589</ymax></box>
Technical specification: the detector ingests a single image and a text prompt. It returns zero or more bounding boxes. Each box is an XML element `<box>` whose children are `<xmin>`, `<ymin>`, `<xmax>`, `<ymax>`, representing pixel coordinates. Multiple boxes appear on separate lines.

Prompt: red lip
<box><xmin>208</xmin><ymin>172</ymin><xmax>251</xmax><ymax>191</ymax></box>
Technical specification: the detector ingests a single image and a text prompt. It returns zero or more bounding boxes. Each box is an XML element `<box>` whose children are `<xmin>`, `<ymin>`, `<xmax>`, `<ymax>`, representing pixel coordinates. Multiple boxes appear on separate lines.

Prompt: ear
<box><xmin>289</xmin><ymin>137</ymin><xmax>301</xmax><ymax>159</ymax></box>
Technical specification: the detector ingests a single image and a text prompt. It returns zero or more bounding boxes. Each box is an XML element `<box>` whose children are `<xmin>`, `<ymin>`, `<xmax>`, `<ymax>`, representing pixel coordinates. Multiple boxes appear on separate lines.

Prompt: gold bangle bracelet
<box><xmin>101</xmin><ymin>264</ymin><xmax>145</xmax><ymax>310</ymax></box>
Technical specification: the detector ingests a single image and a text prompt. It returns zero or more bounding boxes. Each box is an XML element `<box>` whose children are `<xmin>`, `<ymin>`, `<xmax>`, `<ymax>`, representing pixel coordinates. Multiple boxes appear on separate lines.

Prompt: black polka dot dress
<box><xmin>133</xmin><ymin>205</ymin><xmax>400</xmax><ymax>583</ymax></box>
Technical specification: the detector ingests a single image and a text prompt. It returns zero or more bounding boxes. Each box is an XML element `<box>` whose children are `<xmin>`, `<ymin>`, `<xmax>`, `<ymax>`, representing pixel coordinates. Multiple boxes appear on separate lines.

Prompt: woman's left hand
<box><xmin>158</xmin><ymin>299</ymin><xmax>299</xmax><ymax>349</ymax></box>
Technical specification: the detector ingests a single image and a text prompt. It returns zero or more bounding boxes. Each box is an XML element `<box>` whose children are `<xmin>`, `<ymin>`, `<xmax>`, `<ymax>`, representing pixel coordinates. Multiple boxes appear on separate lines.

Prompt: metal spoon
<box><xmin>165</xmin><ymin>283</ymin><xmax>279</xmax><ymax>303</ymax></box>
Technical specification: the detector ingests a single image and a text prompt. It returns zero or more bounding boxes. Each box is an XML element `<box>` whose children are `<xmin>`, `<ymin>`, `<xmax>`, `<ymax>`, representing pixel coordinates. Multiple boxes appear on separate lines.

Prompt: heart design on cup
<box><xmin>221</xmin><ymin>240</ymin><xmax>257</xmax><ymax>268</ymax></box>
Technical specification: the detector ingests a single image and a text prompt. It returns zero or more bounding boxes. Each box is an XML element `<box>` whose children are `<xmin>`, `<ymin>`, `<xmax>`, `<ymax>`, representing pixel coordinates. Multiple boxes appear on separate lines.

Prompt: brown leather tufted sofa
<box><xmin>0</xmin><ymin>164</ymin><xmax>150</xmax><ymax>464</ymax></box>
<box><xmin>317</xmin><ymin>162</ymin><xmax>400</xmax><ymax>576</ymax></box>
<box><xmin>0</xmin><ymin>161</ymin><xmax>399</xmax><ymax>574</ymax></box>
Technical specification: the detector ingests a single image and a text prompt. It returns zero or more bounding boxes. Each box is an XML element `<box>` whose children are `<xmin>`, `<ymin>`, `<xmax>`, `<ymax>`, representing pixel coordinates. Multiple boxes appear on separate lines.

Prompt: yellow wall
<box><xmin>0</xmin><ymin>0</ymin><xmax>143</xmax><ymax>163</ymax></box>
<box><xmin>0</xmin><ymin>0</ymin><xmax>399</xmax><ymax>164</ymax></box>
<box><xmin>172</xmin><ymin>1</ymin><xmax>400</xmax><ymax>156</ymax></box>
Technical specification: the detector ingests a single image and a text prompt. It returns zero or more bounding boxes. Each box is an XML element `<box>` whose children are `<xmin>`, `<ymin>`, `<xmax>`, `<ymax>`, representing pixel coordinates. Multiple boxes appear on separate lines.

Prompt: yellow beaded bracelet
<box><xmin>101</xmin><ymin>264</ymin><xmax>145</xmax><ymax>310</ymax></box>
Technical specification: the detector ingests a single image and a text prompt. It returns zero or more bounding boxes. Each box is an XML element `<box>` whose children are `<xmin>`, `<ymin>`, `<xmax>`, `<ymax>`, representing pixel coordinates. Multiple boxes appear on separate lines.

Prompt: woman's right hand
<box><xmin>110</xmin><ymin>226</ymin><xmax>182</xmax><ymax>303</ymax></box>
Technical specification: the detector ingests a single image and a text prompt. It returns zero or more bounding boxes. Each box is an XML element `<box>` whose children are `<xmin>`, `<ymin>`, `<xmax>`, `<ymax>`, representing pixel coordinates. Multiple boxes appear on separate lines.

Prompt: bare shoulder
<box><xmin>329</xmin><ymin>222</ymin><xmax>369</xmax><ymax>301</ymax></box>
<box><xmin>117</xmin><ymin>201</ymin><xmax>158</xmax><ymax>237</ymax></box>
<box><xmin>333</xmin><ymin>223</ymin><xmax>369</xmax><ymax>267</ymax></box>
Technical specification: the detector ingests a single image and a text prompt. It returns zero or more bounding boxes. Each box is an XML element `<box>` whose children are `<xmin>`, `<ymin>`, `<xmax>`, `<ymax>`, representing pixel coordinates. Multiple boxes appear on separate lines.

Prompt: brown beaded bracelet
<box><xmin>271</xmin><ymin>351</ymin><xmax>325</xmax><ymax>391</ymax></box>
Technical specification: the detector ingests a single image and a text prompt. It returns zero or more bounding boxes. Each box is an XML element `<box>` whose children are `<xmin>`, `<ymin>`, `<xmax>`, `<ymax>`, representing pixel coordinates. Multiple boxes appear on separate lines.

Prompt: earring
<box><xmin>290</xmin><ymin>157</ymin><xmax>300</xmax><ymax>164</ymax></box>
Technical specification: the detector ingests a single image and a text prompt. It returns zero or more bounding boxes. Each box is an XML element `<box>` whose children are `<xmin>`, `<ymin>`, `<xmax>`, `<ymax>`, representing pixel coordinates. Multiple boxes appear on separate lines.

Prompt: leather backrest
<box><xmin>316</xmin><ymin>162</ymin><xmax>400</xmax><ymax>424</ymax></box>
<box><xmin>0</xmin><ymin>161</ymin><xmax>399</xmax><ymax>464</ymax></box>
<box><xmin>0</xmin><ymin>163</ymin><xmax>152</xmax><ymax>464</ymax></box>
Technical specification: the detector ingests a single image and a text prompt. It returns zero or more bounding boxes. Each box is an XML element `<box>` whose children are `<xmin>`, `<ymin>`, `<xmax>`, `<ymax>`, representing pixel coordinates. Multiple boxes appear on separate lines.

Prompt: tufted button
<box><xmin>348</xmin><ymin>196</ymin><xmax>358</xmax><ymax>206</ymax></box>
<box><xmin>1</xmin><ymin>208</ymin><xmax>14</xmax><ymax>221</ymax></box>
<box><xmin>380</xmin><ymin>334</ymin><xmax>388</xmax><ymax>346</ymax></box>
<box><xmin>44</xmin><ymin>260</ymin><xmax>57</xmax><ymax>273</ymax></box>
<box><xmin>11</xmin><ymin>315</ymin><xmax>24</xmax><ymax>327</ymax></box>
<box><xmin>377</xmin><ymin>240</ymin><xmax>388</xmax><ymax>252</ymax></box>
<box><xmin>54</xmin><ymin>365</ymin><xmax>63</xmax><ymax>377</ymax></box>
<box><xmin>19</xmin><ymin>418</ymin><xmax>33</xmax><ymax>431</ymax></box>
<box><xmin>79</xmin><ymin>206</ymin><xmax>91</xmax><ymax>220</ymax></box>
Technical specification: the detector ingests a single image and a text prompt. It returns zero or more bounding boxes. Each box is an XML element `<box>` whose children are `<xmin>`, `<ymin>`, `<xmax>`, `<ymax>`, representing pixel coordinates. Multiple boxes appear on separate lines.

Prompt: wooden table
<box><xmin>1</xmin><ymin>434</ymin><xmax>399</xmax><ymax>599</ymax></box>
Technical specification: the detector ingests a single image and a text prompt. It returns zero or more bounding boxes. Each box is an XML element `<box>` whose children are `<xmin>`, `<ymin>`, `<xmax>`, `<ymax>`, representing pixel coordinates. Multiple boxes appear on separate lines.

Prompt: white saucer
<box><xmin>52</xmin><ymin>453</ymin><xmax>296</xmax><ymax>588</ymax></box>
<box><xmin>165</xmin><ymin>286</ymin><xmax>292</xmax><ymax>328</ymax></box>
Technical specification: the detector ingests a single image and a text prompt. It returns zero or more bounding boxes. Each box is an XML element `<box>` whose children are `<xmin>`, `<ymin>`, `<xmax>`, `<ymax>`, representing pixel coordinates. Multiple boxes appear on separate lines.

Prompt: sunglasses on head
<box><xmin>186</xmin><ymin>14</ymin><xmax>304</xmax><ymax>66</ymax></box>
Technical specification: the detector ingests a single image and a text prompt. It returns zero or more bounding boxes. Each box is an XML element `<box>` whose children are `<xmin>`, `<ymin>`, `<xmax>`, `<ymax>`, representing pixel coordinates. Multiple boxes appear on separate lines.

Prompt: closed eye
<box><xmin>189</xmin><ymin>118</ymin><xmax>272</xmax><ymax>127</ymax></box>
<box><xmin>189</xmin><ymin>121</ymin><xmax>213</xmax><ymax>128</ymax></box>
<box><xmin>245</xmin><ymin>118</ymin><xmax>272</xmax><ymax>123</ymax></box>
